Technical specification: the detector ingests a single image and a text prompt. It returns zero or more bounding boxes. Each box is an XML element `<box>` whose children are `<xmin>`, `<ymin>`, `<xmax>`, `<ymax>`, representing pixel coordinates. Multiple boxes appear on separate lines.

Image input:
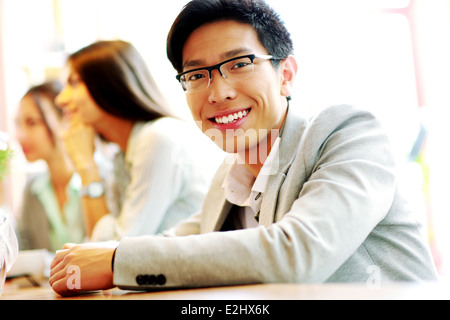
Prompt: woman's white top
<box><xmin>91</xmin><ymin>117</ymin><xmax>224</xmax><ymax>241</ymax></box>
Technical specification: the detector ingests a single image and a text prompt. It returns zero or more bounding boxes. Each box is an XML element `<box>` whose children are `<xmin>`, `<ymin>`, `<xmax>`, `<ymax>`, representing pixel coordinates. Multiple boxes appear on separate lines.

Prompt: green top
<box><xmin>28</xmin><ymin>173</ymin><xmax>85</xmax><ymax>251</ymax></box>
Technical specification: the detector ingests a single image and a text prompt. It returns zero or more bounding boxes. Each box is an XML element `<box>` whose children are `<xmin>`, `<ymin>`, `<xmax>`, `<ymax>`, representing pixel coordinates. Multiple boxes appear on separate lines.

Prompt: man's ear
<box><xmin>279</xmin><ymin>55</ymin><xmax>298</xmax><ymax>98</ymax></box>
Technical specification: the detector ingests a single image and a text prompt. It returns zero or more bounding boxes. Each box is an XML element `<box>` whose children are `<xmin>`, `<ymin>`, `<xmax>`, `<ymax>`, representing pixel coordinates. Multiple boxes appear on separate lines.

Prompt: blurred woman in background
<box><xmin>56</xmin><ymin>40</ymin><xmax>223</xmax><ymax>241</ymax></box>
<box><xmin>15</xmin><ymin>82</ymin><xmax>86</xmax><ymax>252</ymax></box>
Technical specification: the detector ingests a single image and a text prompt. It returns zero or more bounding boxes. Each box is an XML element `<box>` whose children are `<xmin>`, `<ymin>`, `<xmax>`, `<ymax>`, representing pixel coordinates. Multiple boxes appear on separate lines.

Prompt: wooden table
<box><xmin>2</xmin><ymin>280</ymin><xmax>449</xmax><ymax>300</ymax></box>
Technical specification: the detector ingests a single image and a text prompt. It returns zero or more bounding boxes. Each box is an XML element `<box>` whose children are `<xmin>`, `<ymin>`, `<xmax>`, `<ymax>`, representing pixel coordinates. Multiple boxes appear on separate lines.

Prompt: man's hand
<box><xmin>49</xmin><ymin>243</ymin><xmax>116</xmax><ymax>296</ymax></box>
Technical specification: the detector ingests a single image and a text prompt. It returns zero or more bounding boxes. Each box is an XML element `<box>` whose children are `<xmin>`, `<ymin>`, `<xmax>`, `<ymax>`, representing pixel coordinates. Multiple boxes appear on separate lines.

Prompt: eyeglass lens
<box><xmin>181</xmin><ymin>56</ymin><xmax>256</xmax><ymax>92</ymax></box>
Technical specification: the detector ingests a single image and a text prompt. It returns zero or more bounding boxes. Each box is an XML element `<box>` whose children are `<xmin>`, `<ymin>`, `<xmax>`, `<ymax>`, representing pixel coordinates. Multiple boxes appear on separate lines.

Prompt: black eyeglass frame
<box><xmin>175</xmin><ymin>54</ymin><xmax>281</xmax><ymax>92</ymax></box>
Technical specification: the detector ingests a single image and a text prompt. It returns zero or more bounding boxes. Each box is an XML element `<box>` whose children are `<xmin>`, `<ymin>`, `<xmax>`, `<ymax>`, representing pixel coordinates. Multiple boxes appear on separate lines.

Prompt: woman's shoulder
<box><xmin>137</xmin><ymin>117</ymin><xmax>204</xmax><ymax>144</ymax></box>
<box><xmin>24</xmin><ymin>171</ymin><xmax>50</xmax><ymax>194</ymax></box>
<box><xmin>149</xmin><ymin>116</ymin><xmax>196</xmax><ymax>131</ymax></box>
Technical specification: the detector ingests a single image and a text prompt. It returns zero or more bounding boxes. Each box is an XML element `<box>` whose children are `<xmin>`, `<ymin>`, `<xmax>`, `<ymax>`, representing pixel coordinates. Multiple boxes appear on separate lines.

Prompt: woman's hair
<box><xmin>167</xmin><ymin>0</ymin><xmax>294</xmax><ymax>73</ymax></box>
<box><xmin>68</xmin><ymin>40</ymin><xmax>175</xmax><ymax>121</ymax></box>
<box><xmin>23</xmin><ymin>81</ymin><xmax>63</xmax><ymax>144</ymax></box>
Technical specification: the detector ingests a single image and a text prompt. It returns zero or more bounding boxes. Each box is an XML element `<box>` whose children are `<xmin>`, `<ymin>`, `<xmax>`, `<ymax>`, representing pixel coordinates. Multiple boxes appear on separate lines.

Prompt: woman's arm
<box><xmin>62</xmin><ymin>120</ymin><xmax>110</xmax><ymax>237</ymax></box>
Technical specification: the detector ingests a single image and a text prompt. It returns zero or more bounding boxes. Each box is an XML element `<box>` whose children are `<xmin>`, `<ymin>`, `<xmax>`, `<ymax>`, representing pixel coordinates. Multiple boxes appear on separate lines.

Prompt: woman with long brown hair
<box><xmin>56</xmin><ymin>40</ymin><xmax>223</xmax><ymax>241</ymax></box>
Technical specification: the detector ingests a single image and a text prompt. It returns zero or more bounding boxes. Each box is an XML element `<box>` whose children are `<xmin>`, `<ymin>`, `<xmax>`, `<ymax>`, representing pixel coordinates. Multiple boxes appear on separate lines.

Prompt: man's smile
<box><xmin>213</xmin><ymin>108</ymin><xmax>250</xmax><ymax>124</ymax></box>
<box><xmin>209</xmin><ymin>108</ymin><xmax>251</xmax><ymax>124</ymax></box>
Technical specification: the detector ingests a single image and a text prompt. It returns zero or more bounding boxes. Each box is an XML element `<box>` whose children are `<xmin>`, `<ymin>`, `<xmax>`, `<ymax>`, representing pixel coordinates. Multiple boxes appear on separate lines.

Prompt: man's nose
<box><xmin>207</xmin><ymin>69</ymin><xmax>235</xmax><ymax>104</ymax></box>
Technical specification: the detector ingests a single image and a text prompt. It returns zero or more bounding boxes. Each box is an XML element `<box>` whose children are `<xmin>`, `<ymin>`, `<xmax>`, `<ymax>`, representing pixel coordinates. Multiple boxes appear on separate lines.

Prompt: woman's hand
<box><xmin>61</xmin><ymin>116</ymin><xmax>96</xmax><ymax>173</ymax></box>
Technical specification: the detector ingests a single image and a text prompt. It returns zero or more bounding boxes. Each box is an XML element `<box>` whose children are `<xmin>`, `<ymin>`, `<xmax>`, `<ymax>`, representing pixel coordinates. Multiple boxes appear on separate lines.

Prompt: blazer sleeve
<box><xmin>112</xmin><ymin>106</ymin><xmax>400</xmax><ymax>289</ymax></box>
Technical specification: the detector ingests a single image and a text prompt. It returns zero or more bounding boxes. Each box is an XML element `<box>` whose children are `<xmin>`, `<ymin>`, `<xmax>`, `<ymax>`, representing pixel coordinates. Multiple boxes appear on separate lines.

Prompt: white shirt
<box><xmin>91</xmin><ymin>117</ymin><xmax>224</xmax><ymax>241</ymax></box>
<box><xmin>222</xmin><ymin>137</ymin><xmax>281</xmax><ymax>229</ymax></box>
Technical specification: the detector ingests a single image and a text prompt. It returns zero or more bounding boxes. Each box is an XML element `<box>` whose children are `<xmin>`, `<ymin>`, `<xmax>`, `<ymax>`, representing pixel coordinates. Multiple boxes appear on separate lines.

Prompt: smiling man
<box><xmin>49</xmin><ymin>0</ymin><xmax>437</xmax><ymax>296</ymax></box>
<box><xmin>179</xmin><ymin>19</ymin><xmax>293</xmax><ymax>175</ymax></box>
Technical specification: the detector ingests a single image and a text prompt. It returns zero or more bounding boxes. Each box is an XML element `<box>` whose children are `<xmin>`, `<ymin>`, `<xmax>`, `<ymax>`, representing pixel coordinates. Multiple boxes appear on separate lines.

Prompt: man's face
<box><xmin>181</xmin><ymin>20</ymin><xmax>290</xmax><ymax>154</ymax></box>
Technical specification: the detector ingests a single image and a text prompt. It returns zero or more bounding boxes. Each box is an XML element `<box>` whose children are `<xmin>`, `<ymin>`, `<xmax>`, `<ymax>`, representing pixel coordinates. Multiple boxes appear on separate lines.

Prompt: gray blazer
<box><xmin>114</xmin><ymin>104</ymin><xmax>437</xmax><ymax>290</ymax></box>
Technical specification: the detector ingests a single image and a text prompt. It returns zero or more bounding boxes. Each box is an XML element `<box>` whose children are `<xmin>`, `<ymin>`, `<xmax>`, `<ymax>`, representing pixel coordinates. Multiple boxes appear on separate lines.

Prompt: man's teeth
<box><xmin>215</xmin><ymin>109</ymin><xmax>249</xmax><ymax>124</ymax></box>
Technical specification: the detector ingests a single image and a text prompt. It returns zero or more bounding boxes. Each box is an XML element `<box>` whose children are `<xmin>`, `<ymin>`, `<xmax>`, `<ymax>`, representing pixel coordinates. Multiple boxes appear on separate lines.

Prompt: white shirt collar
<box><xmin>222</xmin><ymin>154</ymin><xmax>254</xmax><ymax>207</ymax></box>
<box><xmin>251</xmin><ymin>136</ymin><xmax>281</xmax><ymax>194</ymax></box>
<box><xmin>222</xmin><ymin>136</ymin><xmax>281</xmax><ymax>210</ymax></box>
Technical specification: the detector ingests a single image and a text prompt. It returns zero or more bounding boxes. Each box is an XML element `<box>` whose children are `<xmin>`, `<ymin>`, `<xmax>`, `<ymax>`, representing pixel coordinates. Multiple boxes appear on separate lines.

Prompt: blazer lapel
<box><xmin>258</xmin><ymin>111</ymin><xmax>308</xmax><ymax>226</ymax></box>
<box><xmin>259</xmin><ymin>172</ymin><xmax>286</xmax><ymax>226</ymax></box>
<box><xmin>200</xmin><ymin>162</ymin><xmax>234</xmax><ymax>233</ymax></box>
<box><xmin>201</xmin><ymin>110</ymin><xmax>308</xmax><ymax>231</ymax></box>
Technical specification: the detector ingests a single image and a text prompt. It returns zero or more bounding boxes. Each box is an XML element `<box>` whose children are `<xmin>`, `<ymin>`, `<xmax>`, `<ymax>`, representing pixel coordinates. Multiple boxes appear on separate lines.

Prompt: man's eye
<box><xmin>187</xmin><ymin>73</ymin><xmax>206</xmax><ymax>82</ymax></box>
<box><xmin>229</xmin><ymin>57</ymin><xmax>253</xmax><ymax>71</ymax></box>
<box><xmin>232</xmin><ymin>62</ymin><xmax>251</xmax><ymax>69</ymax></box>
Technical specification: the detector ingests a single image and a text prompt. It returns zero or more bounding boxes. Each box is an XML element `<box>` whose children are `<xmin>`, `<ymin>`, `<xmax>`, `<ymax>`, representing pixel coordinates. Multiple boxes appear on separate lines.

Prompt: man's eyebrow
<box><xmin>183</xmin><ymin>59</ymin><xmax>204</xmax><ymax>69</ymax></box>
<box><xmin>222</xmin><ymin>48</ymin><xmax>251</xmax><ymax>59</ymax></box>
<box><xmin>182</xmin><ymin>48</ymin><xmax>252</xmax><ymax>70</ymax></box>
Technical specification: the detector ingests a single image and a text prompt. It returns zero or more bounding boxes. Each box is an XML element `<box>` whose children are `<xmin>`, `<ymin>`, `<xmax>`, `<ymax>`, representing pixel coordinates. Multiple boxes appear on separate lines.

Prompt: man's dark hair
<box><xmin>167</xmin><ymin>0</ymin><xmax>294</xmax><ymax>73</ymax></box>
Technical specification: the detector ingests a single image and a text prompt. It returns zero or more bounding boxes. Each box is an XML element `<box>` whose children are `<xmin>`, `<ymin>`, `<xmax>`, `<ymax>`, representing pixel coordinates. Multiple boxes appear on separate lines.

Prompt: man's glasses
<box><xmin>176</xmin><ymin>54</ymin><xmax>280</xmax><ymax>93</ymax></box>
